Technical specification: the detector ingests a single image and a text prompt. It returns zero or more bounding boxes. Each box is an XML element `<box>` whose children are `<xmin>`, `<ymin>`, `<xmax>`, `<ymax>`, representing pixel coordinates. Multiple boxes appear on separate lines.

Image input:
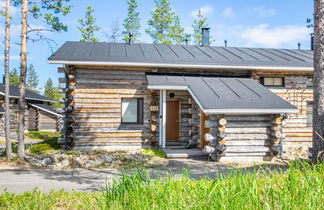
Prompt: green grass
<box><xmin>0</xmin><ymin>161</ymin><xmax>323</xmax><ymax>209</ymax></box>
<box><xmin>26</xmin><ymin>131</ymin><xmax>62</xmax><ymax>155</ymax></box>
<box><xmin>143</xmin><ymin>148</ymin><xmax>167</xmax><ymax>158</ymax></box>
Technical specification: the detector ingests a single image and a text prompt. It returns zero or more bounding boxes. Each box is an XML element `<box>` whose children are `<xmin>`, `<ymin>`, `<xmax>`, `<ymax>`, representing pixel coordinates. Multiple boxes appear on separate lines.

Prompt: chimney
<box><xmin>128</xmin><ymin>33</ymin><xmax>133</xmax><ymax>45</ymax></box>
<box><xmin>310</xmin><ymin>33</ymin><xmax>314</xmax><ymax>50</ymax></box>
<box><xmin>201</xmin><ymin>28</ymin><xmax>210</xmax><ymax>46</ymax></box>
<box><xmin>224</xmin><ymin>40</ymin><xmax>228</xmax><ymax>47</ymax></box>
<box><xmin>298</xmin><ymin>43</ymin><xmax>301</xmax><ymax>50</ymax></box>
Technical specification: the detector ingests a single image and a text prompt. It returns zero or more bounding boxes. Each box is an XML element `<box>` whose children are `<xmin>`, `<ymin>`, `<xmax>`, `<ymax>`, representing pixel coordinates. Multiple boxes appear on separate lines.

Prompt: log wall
<box><xmin>253</xmin><ymin>73</ymin><xmax>313</xmax><ymax>152</ymax></box>
<box><xmin>71</xmin><ymin>67</ymin><xmax>151</xmax><ymax>148</ymax></box>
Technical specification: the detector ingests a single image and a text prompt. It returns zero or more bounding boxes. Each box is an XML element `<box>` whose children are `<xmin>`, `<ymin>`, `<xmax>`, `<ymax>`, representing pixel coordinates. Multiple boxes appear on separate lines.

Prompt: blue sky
<box><xmin>0</xmin><ymin>0</ymin><xmax>313</xmax><ymax>92</ymax></box>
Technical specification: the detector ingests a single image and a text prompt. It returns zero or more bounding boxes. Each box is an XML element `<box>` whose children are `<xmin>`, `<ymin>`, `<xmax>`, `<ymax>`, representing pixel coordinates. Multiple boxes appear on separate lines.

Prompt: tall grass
<box><xmin>100</xmin><ymin>161</ymin><xmax>324</xmax><ymax>209</ymax></box>
<box><xmin>0</xmin><ymin>161</ymin><xmax>323</xmax><ymax>209</ymax></box>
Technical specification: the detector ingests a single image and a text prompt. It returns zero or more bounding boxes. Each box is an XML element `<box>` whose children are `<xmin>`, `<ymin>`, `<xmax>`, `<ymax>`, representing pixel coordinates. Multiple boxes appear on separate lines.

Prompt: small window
<box><xmin>260</xmin><ymin>77</ymin><xmax>284</xmax><ymax>87</ymax></box>
<box><xmin>121</xmin><ymin>98</ymin><xmax>143</xmax><ymax>124</ymax></box>
<box><xmin>306</xmin><ymin>101</ymin><xmax>313</xmax><ymax>127</ymax></box>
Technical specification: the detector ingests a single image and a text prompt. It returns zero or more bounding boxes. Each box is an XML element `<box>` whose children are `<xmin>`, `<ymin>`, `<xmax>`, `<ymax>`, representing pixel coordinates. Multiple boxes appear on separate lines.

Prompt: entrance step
<box><xmin>166</xmin><ymin>141</ymin><xmax>188</xmax><ymax>147</ymax></box>
<box><xmin>164</xmin><ymin>149</ymin><xmax>207</xmax><ymax>159</ymax></box>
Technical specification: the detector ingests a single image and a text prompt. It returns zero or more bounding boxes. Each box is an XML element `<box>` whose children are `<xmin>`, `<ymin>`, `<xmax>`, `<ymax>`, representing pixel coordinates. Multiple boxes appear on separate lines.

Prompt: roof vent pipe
<box><xmin>224</xmin><ymin>40</ymin><xmax>228</xmax><ymax>47</ymax></box>
<box><xmin>201</xmin><ymin>28</ymin><xmax>210</xmax><ymax>46</ymax></box>
<box><xmin>310</xmin><ymin>33</ymin><xmax>314</xmax><ymax>50</ymax></box>
<box><xmin>128</xmin><ymin>33</ymin><xmax>133</xmax><ymax>45</ymax></box>
<box><xmin>298</xmin><ymin>43</ymin><xmax>301</xmax><ymax>50</ymax></box>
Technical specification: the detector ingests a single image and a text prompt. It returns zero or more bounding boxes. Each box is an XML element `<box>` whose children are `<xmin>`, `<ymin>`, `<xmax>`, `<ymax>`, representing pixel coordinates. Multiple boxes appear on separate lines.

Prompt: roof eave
<box><xmin>0</xmin><ymin>92</ymin><xmax>55</xmax><ymax>103</ymax></box>
<box><xmin>48</xmin><ymin>60</ymin><xmax>314</xmax><ymax>72</ymax></box>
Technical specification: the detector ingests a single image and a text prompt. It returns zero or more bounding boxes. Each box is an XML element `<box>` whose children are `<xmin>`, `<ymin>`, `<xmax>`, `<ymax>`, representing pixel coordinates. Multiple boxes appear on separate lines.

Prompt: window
<box><xmin>121</xmin><ymin>98</ymin><xmax>143</xmax><ymax>124</ymax></box>
<box><xmin>260</xmin><ymin>77</ymin><xmax>284</xmax><ymax>87</ymax></box>
<box><xmin>306</xmin><ymin>101</ymin><xmax>313</xmax><ymax>127</ymax></box>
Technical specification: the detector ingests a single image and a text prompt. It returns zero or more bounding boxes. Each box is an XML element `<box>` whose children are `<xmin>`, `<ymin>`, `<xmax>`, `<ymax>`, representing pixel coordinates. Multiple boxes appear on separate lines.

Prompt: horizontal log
<box><xmin>57</xmin><ymin>67</ymin><xmax>65</xmax><ymax>73</ymax></box>
<box><xmin>224</xmin><ymin>115</ymin><xmax>271</xmax><ymax>121</ymax></box>
<box><xmin>226</xmin><ymin>121</ymin><xmax>272</xmax><ymax>127</ymax></box>
<box><xmin>226</xmin><ymin>134</ymin><xmax>269</xmax><ymax>140</ymax></box>
<box><xmin>226</xmin><ymin>145</ymin><xmax>270</xmax><ymax>153</ymax></box>
<box><xmin>284</xmin><ymin>132</ymin><xmax>312</xmax><ymax>137</ymax></box>
<box><xmin>272</xmin><ymin>130</ymin><xmax>283</xmax><ymax>138</ymax></box>
<box><xmin>225</xmin><ymin>127</ymin><xmax>269</xmax><ymax>134</ymax></box>
<box><xmin>204</xmin><ymin>133</ymin><xmax>215</xmax><ymax>142</ymax></box>
<box><xmin>225</xmin><ymin>140</ymin><xmax>270</xmax><ymax>146</ymax></box>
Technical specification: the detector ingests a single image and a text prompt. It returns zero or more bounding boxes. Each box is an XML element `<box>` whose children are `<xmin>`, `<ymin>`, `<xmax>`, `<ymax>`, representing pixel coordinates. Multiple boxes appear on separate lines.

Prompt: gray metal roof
<box><xmin>147</xmin><ymin>75</ymin><xmax>298</xmax><ymax>114</ymax></box>
<box><xmin>48</xmin><ymin>41</ymin><xmax>313</xmax><ymax>70</ymax></box>
<box><xmin>29</xmin><ymin>103</ymin><xmax>62</xmax><ymax>117</ymax></box>
<box><xmin>0</xmin><ymin>84</ymin><xmax>54</xmax><ymax>103</ymax></box>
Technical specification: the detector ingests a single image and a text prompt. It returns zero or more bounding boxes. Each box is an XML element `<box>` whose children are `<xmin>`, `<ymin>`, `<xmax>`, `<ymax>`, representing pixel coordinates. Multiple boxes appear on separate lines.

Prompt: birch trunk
<box><xmin>4</xmin><ymin>0</ymin><xmax>12</xmax><ymax>160</ymax></box>
<box><xmin>17</xmin><ymin>0</ymin><xmax>28</xmax><ymax>159</ymax></box>
<box><xmin>313</xmin><ymin>0</ymin><xmax>324</xmax><ymax>163</ymax></box>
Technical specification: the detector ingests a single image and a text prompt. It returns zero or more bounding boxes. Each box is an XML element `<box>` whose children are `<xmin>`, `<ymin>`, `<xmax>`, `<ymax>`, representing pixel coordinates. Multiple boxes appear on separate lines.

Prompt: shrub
<box><xmin>143</xmin><ymin>149</ymin><xmax>167</xmax><ymax>158</ymax></box>
<box><xmin>29</xmin><ymin>144</ymin><xmax>52</xmax><ymax>155</ymax></box>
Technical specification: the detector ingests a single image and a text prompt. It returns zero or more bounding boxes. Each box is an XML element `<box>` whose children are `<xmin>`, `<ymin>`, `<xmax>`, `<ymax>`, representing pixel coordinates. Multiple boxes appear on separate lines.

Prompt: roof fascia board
<box><xmin>29</xmin><ymin>103</ymin><xmax>62</xmax><ymax>117</ymax></box>
<box><xmin>0</xmin><ymin>91</ymin><xmax>54</xmax><ymax>103</ymax></box>
<box><xmin>147</xmin><ymin>85</ymin><xmax>187</xmax><ymax>90</ymax></box>
<box><xmin>48</xmin><ymin>60</ymin><xmax>314</xmax><ymax>72</ymax></box>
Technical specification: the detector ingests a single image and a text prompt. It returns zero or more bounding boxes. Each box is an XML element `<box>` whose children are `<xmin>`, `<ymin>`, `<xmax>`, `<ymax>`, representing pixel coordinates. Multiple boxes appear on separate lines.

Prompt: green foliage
<box><xmin>143</xmin><ymin>149</ymin><xmax>166</xmax><ymax>158</ymax></box>
<box><xmin>77</xmin><ymin>5</ymin><xmax>101</xmax><ymax>42</ymax></box>
<box><xmin>26</xmin><ymin>131</ymin><xmax>62</xmax><ymax>153</ymax></box>
<box><xmin>44</xmin><ymin>78</ymin><xmax>64</xmax><ymax>108</ymax></box>
<box><xmin>0</xmin><ymin>162</ymin><xmax>323</xmax><ymax>209</ymax></box>
<box><xmin>146</xmin><ymin>0</ymin><xmax>185</xmax><ymax>44</ymax></box>
<box><xmin>123</xmin><ymin>0</ymin><xmax>141</xmax><ymax>43</ymax></box>
<box><xmin>29</xmin><ymin>144</ymin><xmax>52</xmax><ymax>155</ymax></box>
<box><xmin>26</xmin><ymin>64</ymin><xmax>39</xmax><ymax>93</ymax></box>
<box><xmin>9</xmin><ymin>68</ymin><xmax>19</xmax><ymax>86</ymax></box>
<box><xmin>307</xmin><ymin>18</ymin><xmax>314</xmax><ymax>28</ymax></box>
<box><xmin>13</xmin><ymin>0</ymin><xmax>71</xmax><ymax>32</ymax></box>
<box><xmin>192</xmin><ymin>9</ymin><xmax>211</xmax><ymax>45</ymax></box>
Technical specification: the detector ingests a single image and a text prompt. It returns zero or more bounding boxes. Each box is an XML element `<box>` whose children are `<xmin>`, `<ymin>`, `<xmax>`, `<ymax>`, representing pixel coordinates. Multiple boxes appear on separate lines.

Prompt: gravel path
<box><xmin>0</xmin><ymin>159</ymin><xmax>286</xmax><ymax>194</ymax></box>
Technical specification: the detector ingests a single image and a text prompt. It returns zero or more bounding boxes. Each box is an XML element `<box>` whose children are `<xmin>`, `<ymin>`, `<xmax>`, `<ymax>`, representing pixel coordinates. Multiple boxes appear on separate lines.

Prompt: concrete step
<box><xmin>164</xmin><ymin>149</ymin><xmax>206</xmax><ymax>159</ymax></box>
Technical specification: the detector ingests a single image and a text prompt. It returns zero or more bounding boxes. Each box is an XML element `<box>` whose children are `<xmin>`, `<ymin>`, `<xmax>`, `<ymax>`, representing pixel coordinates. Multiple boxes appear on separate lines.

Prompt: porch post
<box><xmin>162</xmin><ymin>89</ymin><xmax>167</xmax><ymax>148</ymax></box>
<box><xmin>159</xmin><ymin>90</ymin><xmax>163</xmax><ymax>147</ymax></box>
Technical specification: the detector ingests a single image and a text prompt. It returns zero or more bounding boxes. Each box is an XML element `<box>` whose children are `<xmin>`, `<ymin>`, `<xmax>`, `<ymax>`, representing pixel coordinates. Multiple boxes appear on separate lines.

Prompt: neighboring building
<box><xmin>0</xmin><ymin>84</ymin><xmax>62</xmax><ymax>134</ymax></box>
<box><xmin>48</xmin><ymin>39</ymin><xmax>313</xmax><ymax>161</ymax></box>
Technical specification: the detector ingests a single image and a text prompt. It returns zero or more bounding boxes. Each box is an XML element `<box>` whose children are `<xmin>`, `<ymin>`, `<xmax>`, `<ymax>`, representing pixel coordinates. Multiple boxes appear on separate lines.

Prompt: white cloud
<box><xmin>254</xmin><ymin>7</ymin><xmax>277</xmax><ymax>17</ymax></box>
<box><xmin>240</xmin><ymin>24</ymin><xmax>310</xmax><ymax>48</ymax></box>
<box><xmin>222</xmin><ymin>7</ymin><xmax>234</xmax><ymax>17</ymax></box>
<box><xmin>191</xmin><ymin>5</ymin><xmax>214</xmax><ymax>17</ymax></box>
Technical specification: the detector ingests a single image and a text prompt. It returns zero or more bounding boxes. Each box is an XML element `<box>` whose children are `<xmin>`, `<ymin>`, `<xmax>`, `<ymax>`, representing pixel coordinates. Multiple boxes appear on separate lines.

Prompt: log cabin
<box><xmin>48</xmin><ymin>30</ymin><xmax>314</xmax><ymax>161</ymax></box>
<box><xmin>0</xmin><ymin>84</ymin><xmax>62</xmax><ymax>134</ymax></box>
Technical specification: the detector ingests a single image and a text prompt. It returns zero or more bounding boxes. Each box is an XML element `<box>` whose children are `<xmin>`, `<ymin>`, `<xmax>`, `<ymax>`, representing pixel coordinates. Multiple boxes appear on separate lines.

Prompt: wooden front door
<box><xmin>166</xmin><ymin>100</ymin><xmax>180</xmax><ymax>140</ymax></box>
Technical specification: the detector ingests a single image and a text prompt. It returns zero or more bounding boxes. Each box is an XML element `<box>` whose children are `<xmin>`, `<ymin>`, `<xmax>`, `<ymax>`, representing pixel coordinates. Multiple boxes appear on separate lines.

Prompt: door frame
<box><xmin>166</xmin><ymin>99</ymin><xmax>181</xmax><ymax>141</ymax></box>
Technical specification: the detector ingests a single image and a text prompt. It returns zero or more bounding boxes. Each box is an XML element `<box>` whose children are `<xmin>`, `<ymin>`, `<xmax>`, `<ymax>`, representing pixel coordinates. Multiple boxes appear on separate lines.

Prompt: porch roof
<box><xmin>147</xmin><ymin>75</ymin><xmax>298</xmax><ymax>114</ymax></box>
<box><xmin>29</xmin><ymin>103</ymin><xmax>62</xmax><ymax>117</ymax></box>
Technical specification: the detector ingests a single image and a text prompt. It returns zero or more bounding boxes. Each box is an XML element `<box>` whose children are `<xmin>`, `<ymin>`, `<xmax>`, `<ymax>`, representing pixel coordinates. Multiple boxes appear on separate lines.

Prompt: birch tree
<box><xmin>3</xmin><ymin>0</ymin><xmax>12</xmax><ymax>160</ymax></box>
<box><xmin>313</xmin><ymin>0</ymin><xmax>324</xmax><ymax>163</ymax></box>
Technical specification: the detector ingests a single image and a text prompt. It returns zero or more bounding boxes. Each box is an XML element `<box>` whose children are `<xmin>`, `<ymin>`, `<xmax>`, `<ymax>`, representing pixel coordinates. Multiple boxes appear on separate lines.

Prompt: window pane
<box><xmin>264</xmin><ymin>78</ymin><xmax>273</xmax><ymax>86</ymax></box>
<box><xmin>122</xmin><ymin>99</ymin><xmax>138</xmax><ymax>123</ymax></box>
<box><xmin>274</xmin><ymin>78</ymin><xmax>283</xmax><ymax>86</ymax></box>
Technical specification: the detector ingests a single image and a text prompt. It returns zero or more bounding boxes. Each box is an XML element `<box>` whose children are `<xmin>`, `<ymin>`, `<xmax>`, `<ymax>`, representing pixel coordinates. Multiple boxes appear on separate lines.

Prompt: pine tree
<box><xmin>192</xmin><ymin>9</ymin><xmax>210</xmax><ymax>45</ymax></box>
<box><xmin>26</xmin><ymin>64</ymin><xmax>39</xmax><ymax>93</ymax></box>
<box><xmin>44</xmin><ymin>78</ymin><xmax>63</xmax><ymax>109</ymax></box>
<box><xmin>9</xmin><ymin>68</ymin><xmax>19</xmax><ymax>86</ymax></box>
<box><xmin>123</xmin><ymin>0</ymin><xmax>141</xmax><ymax>43</ymax></box>
<box><xmin>146</xmin><ymin>0</ymin><xmax>184</xmax><ymax>44</ymax></box>
<box><xmin>78</xmin><ymin>5</ymin><xmax>101</xmax><ymax>42</ymax></box>
<box><xmin>170</xmin><ymin>15</ymin><xmax>185</xmax><ymax>45</ymax></box>
<box><xmin>13</xmin><ymin>0</ymin><xmax>72</xmax><ymax>159</ymax></box>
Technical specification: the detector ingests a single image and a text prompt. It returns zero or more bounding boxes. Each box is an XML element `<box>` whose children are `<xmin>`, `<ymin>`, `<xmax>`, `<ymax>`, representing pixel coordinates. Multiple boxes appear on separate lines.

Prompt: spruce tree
<box><xmin>9</xmin><ymin>68</ymin><xmax>19</xmax><ymax>86</ymax></box>
<box><xmin>123</xmin><ymin>0</ymin><xmax>141</xmax><ymax>43</ymax></box>
<box><xmin>44</xmin><ymin>78</ymin><xmax>63</xmax><ymax>109</ymax></box>
<box><xmin>78</xmin><ymin>5</ymin><xmax>101</xmax><ymax>42</ymax></box>
<box><xmin>146</xmin><ymin>0</ymin><xmax>184</xmax><ymax>44</ymax></box>
<box><xmin>192</xmin><ymin>9</ymin><xmax>211</xmax><ymax>45</ymax></box>
<box><xmin>26</xmin><ymin>64</ymin><xmax>39</xmax><ymax>93</ymax></box>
